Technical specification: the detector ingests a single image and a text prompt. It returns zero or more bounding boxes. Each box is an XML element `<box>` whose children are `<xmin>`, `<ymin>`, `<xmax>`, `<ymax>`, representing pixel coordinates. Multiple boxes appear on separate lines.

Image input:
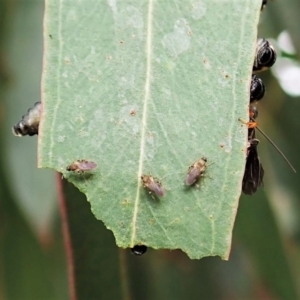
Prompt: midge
<box><xmin>12</xmin><ymin>101</ymin><xmax>41</xmax><ymax>136</ymax></box>
<box><xmin>241</xmin><ymin>115</ymin><xmax>264</xmax><ymax>195</ymax></box>
<box><xmin>243</xmin><ymin>138</ymin><xmax>264</xmax><ymax>195</ymax></box>
<box><xmin>186</xmin><ymin>157</ymin><xmax>208</xmax><ymax>186</ymax></box>
<box><xmin>253</xmin><ymin>38</ymin><xmax>277</xmax><ymax>72</ymax></box>
<box><xmin>66</xmin><ymin>159</ymin><xmax>97</xmax><ymax>174</ymax></box>
<box><xmin>141</xmin><ymin>175</ymin><xmax>165</xmax><ymax>197</ymax></box>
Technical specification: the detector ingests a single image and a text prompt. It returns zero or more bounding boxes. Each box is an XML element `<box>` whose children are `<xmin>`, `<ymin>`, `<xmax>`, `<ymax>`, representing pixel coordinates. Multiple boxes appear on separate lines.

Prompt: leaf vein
<box><xmin>130</xmin><ymin>0</ymin><xmax>154</xmax><ymax>246</ymax></box>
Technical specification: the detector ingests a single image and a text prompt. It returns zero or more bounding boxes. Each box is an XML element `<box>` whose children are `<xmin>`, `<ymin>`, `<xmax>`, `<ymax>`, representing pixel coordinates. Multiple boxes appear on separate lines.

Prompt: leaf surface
<box><xmin>41</xmin><ymin>0</ymin><xmax>261</xmax><ymax>259</ymax></box>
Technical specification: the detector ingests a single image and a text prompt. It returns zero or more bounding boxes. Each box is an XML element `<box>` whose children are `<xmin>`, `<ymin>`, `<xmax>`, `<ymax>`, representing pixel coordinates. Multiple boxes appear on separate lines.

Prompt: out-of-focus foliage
<box><xmin>1</xmin><ymin>0</ymin><xmax>300</xmax><ymax>299</ymax></box>
<box><xmin>0</xmin><ymin>1</ymin><xmax>67</xmax><ymax>299</ymax></box>
<box><xmin>2</xmin><ymin>0</ymin><xmax>57</xmax><ymax>236</ymax></box>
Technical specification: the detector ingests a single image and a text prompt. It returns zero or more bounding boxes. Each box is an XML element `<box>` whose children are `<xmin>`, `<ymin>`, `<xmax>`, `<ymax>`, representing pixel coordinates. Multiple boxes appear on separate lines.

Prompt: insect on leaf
<box><xmin>40</xmin><ymin>0</ymin><xmax>262</xmax><ymax>259</ymax></box>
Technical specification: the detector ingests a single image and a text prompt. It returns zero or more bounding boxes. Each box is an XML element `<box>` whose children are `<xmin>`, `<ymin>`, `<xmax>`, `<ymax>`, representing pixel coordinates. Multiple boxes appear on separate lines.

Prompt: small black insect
<box><xmin>242</xmin><ymin>138</ymin><xmax>264</xmax><ymax>195</ymax></box>
<box><xmin>141</xmin><ymin>175</ymin><xmax>165</xmax><ymax>197</ymax></box>
<box><xmin>253</xmin><ymin>38</ymin><xmax>277</xmax><ymax>72</ymax></box>
<box><xmin>250</xmin><ymin>75</ymin><xmax>265</xmax><ymax>102</ymax></box>
<box><xmin>12</xmin><ymin>102</ymin><xmax>41</xmax><ymax>136</ymax></box>
<box><xmin>66</xmin><ymin>160</ymin><xmax>97</xmax><ymax>174</ymax></box>
<box><xmin>131</xmin><ymin>245</ymin><xmax>147</xmax><ymax>256</ymax></box>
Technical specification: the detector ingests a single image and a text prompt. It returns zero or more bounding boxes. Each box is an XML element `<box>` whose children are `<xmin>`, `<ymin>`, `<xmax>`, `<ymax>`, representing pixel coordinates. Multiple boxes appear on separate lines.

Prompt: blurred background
<box><xmin>1</xmin><ymin>1</ymin><xmax>300</xmax><ymax>299</ymax></box>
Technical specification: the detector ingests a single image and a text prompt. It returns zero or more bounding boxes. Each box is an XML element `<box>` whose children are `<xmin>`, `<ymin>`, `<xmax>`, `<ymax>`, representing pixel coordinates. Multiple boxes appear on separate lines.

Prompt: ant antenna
<box><xmin>239</xmin><ymin>118</ymin><xmax>296</xmax><ymax>173</ymax></box>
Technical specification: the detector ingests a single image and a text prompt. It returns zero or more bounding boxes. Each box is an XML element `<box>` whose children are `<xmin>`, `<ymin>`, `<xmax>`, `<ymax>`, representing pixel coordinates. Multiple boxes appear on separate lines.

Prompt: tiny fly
<box><xmin>66</xmin><ymin>160</ymin><xmax>97</xmax><ymax>174</ymax></box>
<box><xmin>186</xmin><ymin>157</ymin><xmax>208</xmax><ymax>186</ymax></box>
<box><xmin>131</xmin><ymin>245</ymin><xmax>147</xmax><ymax>256</ymax></box>
<box><xmin>12</xmin><ymin>101</ymin><xmax>41</xmax><ymax>137</ymax></box>
<box><xmin>253</xmin><ymin>38</ymin><xmax>277</xmax><ymax>72</ymax></box>
<box><xmin>141</xmin><ymin>175</ymin><xmax>165</xmax><ymax>197</ymax></box>
<box><xmin>239</xmin><ymin>106</ymin><xmax>296</xmax><ymax>194</ymax></box>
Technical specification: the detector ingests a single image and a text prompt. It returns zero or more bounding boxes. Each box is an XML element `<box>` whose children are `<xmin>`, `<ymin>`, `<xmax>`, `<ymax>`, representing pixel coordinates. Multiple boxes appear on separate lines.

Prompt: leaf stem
<box><xmin>56</xmin><ymin>174</ymin><xmax>77</xmax><ymax>300</ymax></box>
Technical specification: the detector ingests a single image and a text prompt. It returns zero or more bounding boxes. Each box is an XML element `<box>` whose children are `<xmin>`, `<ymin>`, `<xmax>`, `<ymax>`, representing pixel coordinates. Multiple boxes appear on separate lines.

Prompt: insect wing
<box><xmin>141</xmin><ymin>175</ymin><xmax>165</xmax><ymax>197</ymax></box>
<box><xmin>186</xmin><ymin>167</ymin><xmax>201</xmax><ymax>186</ymax></box>
<box><xmin>148</xmin><ymin>180</ymin><xmax>165</xmax><ymax>197</ymax></box>
<box><xmin>66</xmin><ymin>160</ymin><xmax>97</xmax><ymax>172</ymax></box>
<box><xmin>242</xmin><ymin>144</ymin><xmax>264</xmax><ymax>195</ymax></box>
<box><xmin>78</xmin><ymin>160</ymin><xmax>97</xmax><ymax>171</ymax></box>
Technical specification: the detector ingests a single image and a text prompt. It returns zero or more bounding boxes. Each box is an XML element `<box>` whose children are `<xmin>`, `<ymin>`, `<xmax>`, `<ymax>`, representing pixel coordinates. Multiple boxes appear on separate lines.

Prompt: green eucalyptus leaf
<box><xmin>41</xmin><ymin>0</ymin><xmax>261</xmax><ymax>259</ymax></box>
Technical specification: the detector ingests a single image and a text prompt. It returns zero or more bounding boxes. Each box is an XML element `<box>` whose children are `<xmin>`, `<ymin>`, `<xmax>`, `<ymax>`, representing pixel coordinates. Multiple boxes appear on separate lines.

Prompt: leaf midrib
<box><xmin>130</xmin><ymin>0</ymin><xmax>154</xmax><ymax>246</ymax></box>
